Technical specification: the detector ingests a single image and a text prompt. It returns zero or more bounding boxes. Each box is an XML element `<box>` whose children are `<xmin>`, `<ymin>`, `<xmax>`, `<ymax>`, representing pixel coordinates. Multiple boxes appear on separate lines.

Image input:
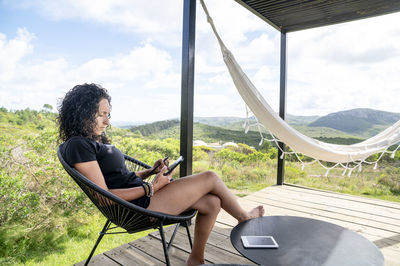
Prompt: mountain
<box><xmin>112</xmin><ymin>121</ymin><xmax>147</xmax><ymax>129</ymax></box>
<box><xmin>194</xmin><ymin>117</ymin><xmax>246</xmax><ymax>127</ymax></box>
<box><xmin>194</xmin><ymin>114</ymin><xmax>320</xmax><ymax>128</ymax></box>
<box><xmin>125</xmin><ymin>108</ymin><xmax>399</xmax><ymax>144</ymax></box>
<box><xmin>286</xmin><ymin>114</ymin><xmax>320</xmax><ymax>125</ymax></box>
<box><xmin>127</xmin><ymin>118</ymin><xmax>360</xmax><ymax>148</ymax></box>
<box><xmin>129</xmin><ymin>119</ymin><xmax>180</xmax><ymax>136</ymax></box>
<box><xmin>129</xmin><ymin>120</ymin><xmax>271</xmax><ymax>148</ymax></box>
<box><xmin>309</xmin><ymin>108</ymin><xmax>400</xmax><ymax>137</ymax></box>
<box><xmin>194</xmin><ymin>115</ymin><xmax>352</xmax><ymax>139</ymax></box>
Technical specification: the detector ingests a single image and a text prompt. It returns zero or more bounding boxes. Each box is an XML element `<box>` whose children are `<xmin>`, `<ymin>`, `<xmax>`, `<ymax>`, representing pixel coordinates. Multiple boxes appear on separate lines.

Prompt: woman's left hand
<box><xmin>150</xmin><ymin>157</ymin><xmax>169</xmax><ymax>175</ymax></box>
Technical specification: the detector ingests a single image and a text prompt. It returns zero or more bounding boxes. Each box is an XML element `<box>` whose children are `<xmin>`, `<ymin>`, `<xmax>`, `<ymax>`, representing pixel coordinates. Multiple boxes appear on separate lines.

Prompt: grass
<box><xmin>1</xmin><ymin>211</ymin><xmax>154</xmax><ymax>266</ymax></box>
<box><xmin>285</xmin><ymin>162</ymin><xmax>400</xmax><ymax>203</ymax></box>
<box><xmin>194</xmin><ymin>155</ymin><xmax>400</xmax><ymax>203</ymax></box>
<box><xmin>2</xmin><ymin>108</ymin><xmax>399</xmax><ymax>265</ymax></box>
<box><xmin>2</xmin><ymin>161</ymin><xmax>398</xmax><ymax>266</ymax></box>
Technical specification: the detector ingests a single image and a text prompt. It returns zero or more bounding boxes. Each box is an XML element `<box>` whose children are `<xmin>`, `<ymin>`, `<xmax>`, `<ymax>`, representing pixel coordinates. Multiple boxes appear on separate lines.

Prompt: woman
<box><xmin>57</xmin><ymin>83</ymin><xmax>264</xmax><ymax>266</ymax></box>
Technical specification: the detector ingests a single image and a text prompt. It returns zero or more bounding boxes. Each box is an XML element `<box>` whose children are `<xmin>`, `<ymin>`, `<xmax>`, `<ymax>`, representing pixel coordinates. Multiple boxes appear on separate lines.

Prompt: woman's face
<box><xmin>93</xmin><ymin>98</ymin><xmax>111</xmax><ymax>136</ymax></box>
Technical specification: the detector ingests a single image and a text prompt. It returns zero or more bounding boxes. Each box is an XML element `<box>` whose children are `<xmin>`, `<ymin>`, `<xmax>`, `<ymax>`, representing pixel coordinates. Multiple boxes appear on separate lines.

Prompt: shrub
<box><xmin>214</xmin><ymin>148</ymin><xmax>246</xmax><ymax>163</ymax></box>
<box><xmin>258</xmin><ymin>141</ymin><xmax>273</xmax><ymax>153</ymax></box>
<box><xmin>245</xmin><ymin>151</ymin><xmax>271</xmax><ymax>163</ymax></box>
<box><xmin>221</xmin><ymin>165</ymin><xmax>241</xmax><ymax>183</ymax></box>
<box><xmin>196</xmin><ymin>145</ymin><xmax>216</xmax><ymax>154</ymax></box>
<box><xmin>267</xmin><ymin>147</ymin><xmax>278</xmax><ymax>159</ymax></box>
<box><xmin>214</xmin><ymin>148</ymin><xmax>273</xmax><ymax>165</ymax></box>
<box><xmin>285</xmin><ymin>165</ymin><xmax>307</xmax><ymax>182</ymax></box>
<box><xmin>0</xmin><ymin>169</ymin><xmax>40</xmax><ymax>225</ymax></box>
<box><xmin>233</xmin><ymin>143</ymin><xmax>255</xmax><ymax>154</ymax></box>
<box><xmin>193</xmin><ymin>146</ymin><xmax>208</xmax><ymax>161</ymax></box>
<box><xmin>117</xmin><ymin>138</ymin><xmax>179</xmax><ymax>162</ymax></box>
<box><xmin>378</xmin><ymin>168</ymin><xmax>400</xmax><ymax>194</ymax></box>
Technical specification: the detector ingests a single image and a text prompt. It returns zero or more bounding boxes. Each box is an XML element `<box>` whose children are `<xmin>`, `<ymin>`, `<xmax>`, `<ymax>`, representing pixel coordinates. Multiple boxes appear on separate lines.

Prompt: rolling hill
<box><xmin>125</xmin><ymin>108</ymin><xmax>400</xmax><ymax>146</ymax></box>
<box><xmin>309</xmin><ymin>108</ymin><xmax>400</xmax><ymax>138</ymax></box>
<box><xmin>194</xmin><ymin>114</ymin><xmax>320</xmax><ymax>128</ymax></box>
<box><xmin>193</xmin><ymin>108</ymin><xmax>400</xmax><ymax>138</ymax></box>
<box><xmin>129</xmin><ymin>120</ymin><xmax>270</xmax><ymax>148</ymax></box>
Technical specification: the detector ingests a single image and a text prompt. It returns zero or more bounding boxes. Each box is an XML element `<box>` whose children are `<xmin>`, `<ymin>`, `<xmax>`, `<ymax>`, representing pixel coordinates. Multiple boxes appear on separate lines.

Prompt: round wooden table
<box><xmin>230</xmin><ymin>216</ymin><xmax>384</xmax><ymax>266</ymax></box>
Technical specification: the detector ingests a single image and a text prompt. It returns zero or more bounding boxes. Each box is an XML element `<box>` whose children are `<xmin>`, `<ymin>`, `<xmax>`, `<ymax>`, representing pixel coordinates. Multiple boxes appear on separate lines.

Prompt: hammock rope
<box><xmin>199</xmin><ymin>0</ymin><xmax>400</xmax><ymax>173</ymax></box>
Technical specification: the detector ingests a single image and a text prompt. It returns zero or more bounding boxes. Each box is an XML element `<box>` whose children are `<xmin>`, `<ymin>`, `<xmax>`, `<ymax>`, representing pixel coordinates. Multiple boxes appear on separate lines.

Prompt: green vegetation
<box><xmin>1</xmin><ymin>107</ymin><xmax>399</xmax><ymax>265</ymax></box>
<box><xmin>129</xmin><ymin>120</ymin><xmax>270</xmax><ymax>148</ymax></box>
<box><xmin>292</xmin><ymin>125</ymin><xmax>359</xmax><ymax>139</ymax></box>
<box><xmin>194</xmin><ymin>108</ymin><xmax>400</xmax><ymax>139</ymax></box>
<box><xmin>129</xmin><ymin>119</ymin><xmax>180</xmax><ymax>136</ymax></box>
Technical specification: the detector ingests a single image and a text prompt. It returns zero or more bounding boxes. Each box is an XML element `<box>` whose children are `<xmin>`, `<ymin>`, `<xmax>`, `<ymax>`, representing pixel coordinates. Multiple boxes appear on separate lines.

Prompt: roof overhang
<box><xmin>234</xmin><ymin>0</ymin><xmax>400</xmax><ymax>32</ymax></box>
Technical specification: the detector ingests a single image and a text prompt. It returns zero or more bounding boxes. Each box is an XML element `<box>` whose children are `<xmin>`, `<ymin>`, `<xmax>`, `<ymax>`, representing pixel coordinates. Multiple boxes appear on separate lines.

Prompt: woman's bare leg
<box><xmin>147</xmin><ymin>171</ymin><xmax>264</xmax><ymax>265</ymax></box>
<box><xmin>148</xmin><ymin>171</ymin><xmax>264</xmax><ymax>222</ymax></box>
<box><xmin>186</xmin><ymin>194</ymin><xmax>221</xmax><ymax>266</ymax></box>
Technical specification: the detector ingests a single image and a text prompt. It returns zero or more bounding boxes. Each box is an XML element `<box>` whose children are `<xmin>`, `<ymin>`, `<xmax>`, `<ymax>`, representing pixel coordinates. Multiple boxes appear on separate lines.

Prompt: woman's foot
<box><xmin>238</xmin><ymin>205</ymin><xmax>265</xmax><ymax>223</ymax></box>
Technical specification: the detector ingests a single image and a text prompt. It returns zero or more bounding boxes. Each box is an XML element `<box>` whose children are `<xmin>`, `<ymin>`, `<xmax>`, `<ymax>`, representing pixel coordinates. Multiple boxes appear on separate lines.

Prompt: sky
<box><xmin>1</xmin><ymin>0</ymin><xmax>400</xmax><ymax>124</ymax></box>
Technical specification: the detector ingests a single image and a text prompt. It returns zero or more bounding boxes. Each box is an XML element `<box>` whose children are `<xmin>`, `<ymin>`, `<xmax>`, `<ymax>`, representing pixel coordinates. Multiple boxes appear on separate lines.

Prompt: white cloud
<box><xmin>1</xmin><ymin>0</ymin><xmax>282</xmax><ymax>120</ymax></box>
<box><xmin>286</xmin><ymin>12</ymin><xmax>400</xmax><ymax>116</ymax></box>
<box><xmin>0</xmin><ymin>28</ymin><xmax>36</xmax><ymax>72</ymax></box>
<box><xmin>193</xmin><ymin>0</ymin><xmax>283</xmax><ymax>118</ymax></box>
<box><xmin>1</xmin><ymin>0</ymin><xmax>400</xmax><ymax>122</ymax></box>
<box><xmin>196</xmin><ymin>0</ymin><xmax>272</xmax><ymax>45</ymax></box>
<box><xmin>194</xmin><ymin>92</ymin><xmax>246</xmax><ymax>118</ymax></box>
<box><xmin>235</xmin><ymin>34</ymin><xmax>278</xmax><ymax>68</ymax></box>
<box><xmin>0</xmin><ymin>29</ymin><xmax>181</xmax><ymax>121</ymax></box>
<box><xmin>195</xmin><ymin>53</ymin><xmax>226</xmax><ymax>75</ymax></box>
<box><xmin>207</xmin><ymin>72</ymin><xmax>231</xmax><ymax>86</ymax></box>
<box><xmin>11</xmin><ymin>0</ymin><xmax>184</xmax><ymax>47</ymax></box>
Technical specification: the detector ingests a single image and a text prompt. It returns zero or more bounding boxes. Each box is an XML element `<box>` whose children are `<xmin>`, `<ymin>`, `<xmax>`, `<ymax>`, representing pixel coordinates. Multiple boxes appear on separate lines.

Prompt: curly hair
<box><xmin>57</xmin><ymin>83</ymin><xmax>112</xmax><ymax>143</ymax></box>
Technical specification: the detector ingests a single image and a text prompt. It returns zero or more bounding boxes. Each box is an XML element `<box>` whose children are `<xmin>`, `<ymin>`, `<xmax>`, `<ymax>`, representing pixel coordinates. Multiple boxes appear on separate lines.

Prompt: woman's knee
<box><xmin>196</xmin><ymin>194</ymin><xmax>221</xmax><ymax>215</ymax></box>
<box><xmin>206</xmin><ymin>194</ymin><xmax>221</xmax><ymax>214</ymax></box>
<box><xmin>202</xmin><ymin>170</ymin><xmax>221</xmax><ymax>183</ymax></box>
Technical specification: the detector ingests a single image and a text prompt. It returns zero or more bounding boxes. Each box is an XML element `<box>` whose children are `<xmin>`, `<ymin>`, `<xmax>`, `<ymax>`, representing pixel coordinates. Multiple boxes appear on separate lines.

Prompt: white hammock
<box><xmin>200</xmin><ymin>0</ymin><xmax>400</xmax><ymax>165</ymax></box>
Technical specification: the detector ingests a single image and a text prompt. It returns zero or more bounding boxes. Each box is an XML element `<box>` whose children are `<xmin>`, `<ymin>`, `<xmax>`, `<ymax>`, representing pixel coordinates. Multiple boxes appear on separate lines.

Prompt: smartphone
<box><xmin>163</xmin><ymin>156</ymin><xmax>184</xmax><ymax>176</ymax></box>
<box><xmin>241</xmin><ymin>235</ymin><xmax>279</xmax><ymax>248</ymax></box>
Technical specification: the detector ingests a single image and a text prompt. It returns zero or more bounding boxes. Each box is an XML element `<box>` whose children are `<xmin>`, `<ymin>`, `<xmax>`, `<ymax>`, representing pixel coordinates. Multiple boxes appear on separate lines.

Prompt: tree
<box><xmin>42</xmin><ymin>104</ymin><xmax>53</xmax><ymax>112</ymax></box>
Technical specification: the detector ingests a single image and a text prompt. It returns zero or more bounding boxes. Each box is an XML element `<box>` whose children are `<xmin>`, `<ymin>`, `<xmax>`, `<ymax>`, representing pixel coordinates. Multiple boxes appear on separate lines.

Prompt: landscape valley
<box><xmin>126</xmin><ymin>108</ymin><xmax>400</xmax><ymax>147</ymax></box>
<box><xmin>0</xmin><ymin>106</ymin><xmax>399</xmax><ymax>266</ymax></box>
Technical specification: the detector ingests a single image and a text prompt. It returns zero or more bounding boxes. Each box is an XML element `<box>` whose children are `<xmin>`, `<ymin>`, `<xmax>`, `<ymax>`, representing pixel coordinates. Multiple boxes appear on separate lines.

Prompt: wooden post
<box><xmin>180</xmin><ymin>0</ymin><xmax>196</xmax><ymax>177</ymax></box>
<box><xmin>277</xmin><ymin>31</ymin><xmax>287</xmax><ymax>185</ymax></box>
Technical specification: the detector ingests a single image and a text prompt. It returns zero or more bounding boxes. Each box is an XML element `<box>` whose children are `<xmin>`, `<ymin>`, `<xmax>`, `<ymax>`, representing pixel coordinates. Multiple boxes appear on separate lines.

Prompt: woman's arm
<box><xmin>74</xmin><ymin>160</ymin><xmax>173</xmax><ymax>201</ymax></box>
<box><xmin>74</xmin><ymin>160</ymin><xmax>145</xmax><ymax>202</ymax></box>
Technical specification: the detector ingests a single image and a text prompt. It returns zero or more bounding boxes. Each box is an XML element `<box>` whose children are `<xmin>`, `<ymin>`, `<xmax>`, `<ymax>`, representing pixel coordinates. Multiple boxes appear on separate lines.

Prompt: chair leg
<box><xmin>167</xmin><ymin>223</ymin><xmax>180</xmax><ymax>251</ymax></box>
<box><xmin>158</xmin><ymin>223</ymin><xmax>171</xmax><ymax>266</ymax></box>
<box><xmin>85</xmin><ymin>219</ymin><xmax>111</xmax><ymax>266</ymax></box>
<box><xmin>184</xmin><ymin>220</ymin><xmax>193</xmax><ymax>249</ymax></box>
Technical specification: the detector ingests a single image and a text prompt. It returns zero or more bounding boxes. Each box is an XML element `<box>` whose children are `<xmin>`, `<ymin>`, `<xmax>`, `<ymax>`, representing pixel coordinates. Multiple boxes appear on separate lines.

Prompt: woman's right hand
<box><xmin>152</xmin><ymin>166</ymin><xmax>172</xmax><ymax>192</ymax></box>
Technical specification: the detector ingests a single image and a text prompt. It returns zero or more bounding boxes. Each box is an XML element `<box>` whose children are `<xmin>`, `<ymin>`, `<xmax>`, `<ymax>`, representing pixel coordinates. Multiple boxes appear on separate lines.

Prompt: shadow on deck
<box><xmin>75</xmin><ymin>184</ymin><xmax>400</xmax><ymax>266</ymax></box>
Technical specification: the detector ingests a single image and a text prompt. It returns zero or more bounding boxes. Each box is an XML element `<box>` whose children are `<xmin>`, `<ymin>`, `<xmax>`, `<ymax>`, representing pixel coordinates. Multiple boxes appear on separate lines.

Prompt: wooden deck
<box><xmin>76</xmin><ymin>184</ymin><xmax>400</xmax><ymax>265</ymax></box>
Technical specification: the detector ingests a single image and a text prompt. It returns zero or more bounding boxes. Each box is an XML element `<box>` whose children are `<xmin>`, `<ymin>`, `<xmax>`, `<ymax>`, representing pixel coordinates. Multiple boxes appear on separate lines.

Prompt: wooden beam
<box><xmin>180</xmin><ymin>0</ymin><xmax>196</xmax><ymax>177</ymax></box>
<box><xmin>277</xmin><ymin>31</ymin><xmax>287</xmax><ymax>185</ymax></box>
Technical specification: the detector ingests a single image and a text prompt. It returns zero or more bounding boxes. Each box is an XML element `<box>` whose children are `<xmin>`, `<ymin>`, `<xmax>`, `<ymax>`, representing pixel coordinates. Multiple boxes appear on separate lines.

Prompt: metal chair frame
<box><xmin>57</xmin><ymin>147</ymin><xmax>196</xmax><ymax>266</ymax></box>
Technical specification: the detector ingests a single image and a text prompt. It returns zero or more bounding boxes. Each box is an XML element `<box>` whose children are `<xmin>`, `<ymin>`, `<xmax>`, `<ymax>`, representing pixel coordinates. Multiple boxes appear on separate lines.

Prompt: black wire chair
<box><xmin>57</xmin><ymin>147</ymin><xmax>197</xmax><ymax>266</ymax></box>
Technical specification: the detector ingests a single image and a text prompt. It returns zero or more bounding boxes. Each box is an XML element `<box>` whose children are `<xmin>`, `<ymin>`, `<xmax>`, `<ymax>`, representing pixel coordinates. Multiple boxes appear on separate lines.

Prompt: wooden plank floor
<box><xmin>76</xmin><ymin>184</ymin><xmax>400</xmax><ymax>265</ymax></box>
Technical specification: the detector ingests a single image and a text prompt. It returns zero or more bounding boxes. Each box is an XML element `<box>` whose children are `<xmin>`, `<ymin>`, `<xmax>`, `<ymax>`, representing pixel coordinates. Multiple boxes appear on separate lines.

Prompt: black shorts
<box><xmin>130</xmin><ymin>195</ymin><xmax>150</xmax><ymax>209</ymax></box>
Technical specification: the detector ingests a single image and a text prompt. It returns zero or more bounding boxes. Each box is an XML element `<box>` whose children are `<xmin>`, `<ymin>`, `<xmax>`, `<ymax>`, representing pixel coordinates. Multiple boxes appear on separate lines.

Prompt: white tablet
<box><xmin>241</xmin><ymin>235</ymin><xmax>279</xmax><ymax>248</ymax></box>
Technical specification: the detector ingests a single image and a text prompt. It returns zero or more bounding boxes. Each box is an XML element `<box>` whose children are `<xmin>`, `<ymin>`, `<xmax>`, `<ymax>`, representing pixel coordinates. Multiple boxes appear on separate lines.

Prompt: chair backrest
<box><xmin>123</xmin><ymin>154</ymin><xmax>151</xmax><ymax>171</ymax></box>
<box><xmin>57</xmin><ymin>146</ymin><xmax>169</xmax><ymax>233</ymax></box>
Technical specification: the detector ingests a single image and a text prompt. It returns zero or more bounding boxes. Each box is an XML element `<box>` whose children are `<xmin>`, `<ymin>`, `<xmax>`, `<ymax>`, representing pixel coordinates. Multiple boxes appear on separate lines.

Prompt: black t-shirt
<box><xmin>60</xmin><ymin>136</ymin><xmax>150</xmax><ymax>208</ymax></box>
